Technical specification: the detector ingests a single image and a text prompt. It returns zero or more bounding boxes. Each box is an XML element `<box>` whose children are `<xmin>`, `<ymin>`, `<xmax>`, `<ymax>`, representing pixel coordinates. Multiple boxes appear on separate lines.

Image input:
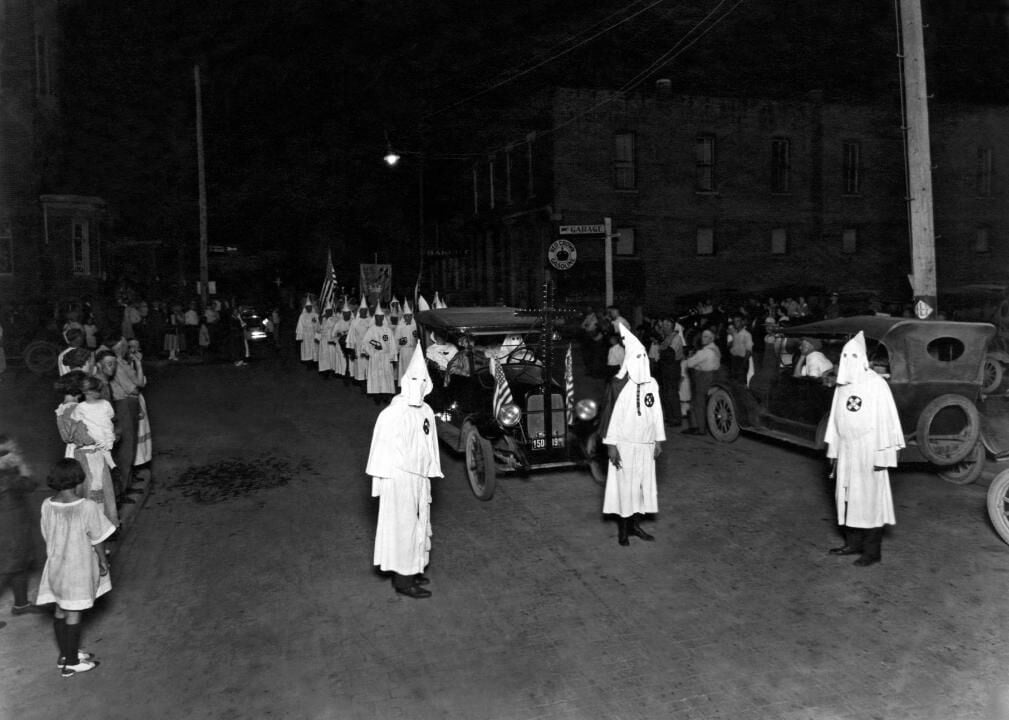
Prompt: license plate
<box><xmin>552</xmin><ymin>436</ymin><xmax>565</xmax><ymax>448</ymax></box>
<box><xmin>532</xmin><ymin>438</ymin><xmax>546</xmax><ymax>449</ymax></box>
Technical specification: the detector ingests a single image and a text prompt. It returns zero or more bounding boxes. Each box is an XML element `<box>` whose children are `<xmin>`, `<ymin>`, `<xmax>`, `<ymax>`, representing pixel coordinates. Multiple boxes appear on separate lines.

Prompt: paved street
<box><xmin>1</xmin><ymin>350</ymin><xmax>1008</xmax><ymax>720</ymax></box>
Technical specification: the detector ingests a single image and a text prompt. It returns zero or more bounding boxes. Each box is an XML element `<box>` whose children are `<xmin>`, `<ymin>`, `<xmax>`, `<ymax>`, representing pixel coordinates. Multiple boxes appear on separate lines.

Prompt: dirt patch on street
<box><xmin>172</xmin><ymin>454</ymin><xmax>314</xmax><ymax>503</ymax></box>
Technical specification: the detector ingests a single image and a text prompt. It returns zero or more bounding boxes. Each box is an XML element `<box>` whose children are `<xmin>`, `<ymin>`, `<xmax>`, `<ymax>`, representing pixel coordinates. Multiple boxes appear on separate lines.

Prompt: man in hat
<box><xmin>395</xmin><ymin>299</ymin><xmax>419</xmax><ymax>385</ymax></box>
<box><xmin>295</xmin><ymin>297</ymin><xmax>319</xmax><ymax>367</ymax></box>
<box><xmin>346</xmin><ymin>297</ymin><xmax>371</xmax><ymax>386</ymax></box>
<box><xmin>367</xmin><ymin>344</ymin><xmax>443</xmax><ymax>599</ymax></box>
<box><xmin>598</xmin><ymin>323</ymin><xmax>665</xmax><ymax>546</ymax></box>
<box><xmin>824</xmin><ymin>331</ymin><xmax>904</xmax><ymax>567</ymax></box>
<box><xmin>360</xmin><ymin>301</ymin><xmax>397</xmax><ymax>404</ymax></box>
<box><xmin>793</xmin><ymin>337</ymin><xmax>833</xmax><ymax>379</ymax></box>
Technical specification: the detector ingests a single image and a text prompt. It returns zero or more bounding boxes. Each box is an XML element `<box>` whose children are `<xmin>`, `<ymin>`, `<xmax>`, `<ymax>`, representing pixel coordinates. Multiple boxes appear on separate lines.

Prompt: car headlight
<box><xmin>574</xmin><ymin>398</ymin><xmax>598</xmax><ymax>422</ymax></box>
<box><xmin>497</xmin><ymin>403</ymin><xmax>522</xmax><ymax>427</ymax></box>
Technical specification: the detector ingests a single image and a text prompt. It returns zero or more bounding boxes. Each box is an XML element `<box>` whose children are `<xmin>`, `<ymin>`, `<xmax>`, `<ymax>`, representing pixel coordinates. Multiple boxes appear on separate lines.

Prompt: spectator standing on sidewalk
<box><xmin>681</xmin><ymin>328</ymin><xmax>721</xmax><ymax>435</ymax></box>
<box><xmin>35</xmin><ymin>458</ymin><xmax>114</xmax><ymax>677</ymax></box>
<box><xmin>727</xmin><ymin>314</ymin><xmax>753</xmax><ymax>383</ymax></box>
<box><xmin>367</xmin><ymin>345</ymin><xmax>443</xmax><ymax>599</ymax></box>
<box><xmin>598</xmin><ymin>323</ymin><xmax>665</xmax><ymax>546</ymax></box>
<box><xmin>824</xmin><ymin>331</ymin><xmax>904</xmax><ymax>567</ymax></box>
<box><xmin>95</xmin><ymin>349</ymin><xmax>142</xmax><ymax>508</ymax></box>
<box><xmin>657</xmin><ymin>317</ymin><xmax>684</xmax><ymax>426</ymax></box>
<box><xmin>0</xmin><ymin>435</ymin><xmax>46</xmax><ymax>619</ymax></box>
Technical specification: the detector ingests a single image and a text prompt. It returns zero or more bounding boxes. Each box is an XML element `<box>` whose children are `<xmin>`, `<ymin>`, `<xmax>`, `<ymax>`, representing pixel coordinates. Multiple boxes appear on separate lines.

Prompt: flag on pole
<box><xmin>319</xmin><ymin>250</ymin><xmax>337</xmax><ymax>310</ymax></box>
<box><xmin>490</xmin><ymin>357</ymin><xmax>514</xmax><ymax>420</ymax></box>
<box><xmin>565</xmin><ymin>343</ymin><xmax>575</xmax><ymax>425</ymax></box>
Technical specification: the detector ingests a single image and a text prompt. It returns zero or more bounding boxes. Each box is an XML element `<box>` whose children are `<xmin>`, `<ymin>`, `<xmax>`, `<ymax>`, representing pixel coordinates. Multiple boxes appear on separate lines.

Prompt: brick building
<box><xmin>0</xmin><ymin>0</ymin><xmax>106</xmax><ymax>314</ymax></box>
<box><xmin>455</xmin><ymin>86</ymin><xmax>1009</xmax><ymax>314</ymax></box>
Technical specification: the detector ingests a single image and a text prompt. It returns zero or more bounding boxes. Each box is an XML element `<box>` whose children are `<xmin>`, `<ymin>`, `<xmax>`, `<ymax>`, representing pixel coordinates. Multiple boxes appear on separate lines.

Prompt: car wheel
<box><xmin>936</xmin><ymin>441</ymin><xmax>986</xmax><ymax>485</ymax></box>
<box><xmin>464</xmin><ymin>427</ymin><xmax>496</xmax><ymax>501</ymax></box>
<box><xmin>987</xmin><ymin>468</ymin><xmax>1009</xmax><ymax>546</ymax></box>
<box><xmin>706</xmin><ymin>388</ymin><xmax>740</xmax><ymax>442</ymax></box>
<box><xmin>23</xmin><ymin>340</ymin><xmax>60</xmax><ymax>375</ymax></box>
<box><xmin>982</xmin><ymin>354</ymin><xmax>1004</xmax><ymax>395</ymax></box>
<box><xmin>914</xmin><ymin>393</ymin><xmax>981</xmax><ymax>466</ymax></box>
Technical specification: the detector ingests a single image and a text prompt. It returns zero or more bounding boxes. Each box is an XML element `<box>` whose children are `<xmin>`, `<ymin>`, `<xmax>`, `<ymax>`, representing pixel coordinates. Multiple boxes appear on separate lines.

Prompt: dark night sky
<box><xmin>50</xmin><ymin>0</ymin><xmax>1009</xmax><ymax>291</ymax></box>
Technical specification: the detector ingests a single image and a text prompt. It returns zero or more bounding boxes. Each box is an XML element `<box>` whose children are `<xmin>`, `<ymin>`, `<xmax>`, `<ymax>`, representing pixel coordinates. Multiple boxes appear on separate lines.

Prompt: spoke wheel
<box><xmin>987</xmin><ymin>468</ymin><xmax>1009</xmax><ymax>546</ymax></box>
<box><xmin>982</xmin><ymin>354</ymin><xmax>1004</xmax><ymax>395</ymax></box>
<box><xmin>937</xmin><ymin>441</ymin><xmax>986</xmax><ymax>485</ymax></box>
<box><xmin>706</xmin><ymin>388</ymin><xmax>740</xmax><ymax>442</ymax></box>
<box><xmin>464</xmin><ymin>428</ymin><xmax>496</xmax><ymax>501</ymax></box>
<box><xmin>23</xmin><ymin>340</ymin><xmax>60</xmax><ymax>375</ymax></box>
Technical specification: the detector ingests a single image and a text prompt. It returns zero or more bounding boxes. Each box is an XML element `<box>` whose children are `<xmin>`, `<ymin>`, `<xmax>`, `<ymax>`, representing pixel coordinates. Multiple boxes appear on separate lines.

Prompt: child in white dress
<box><xmin>70</xmin><ymin>375</ymin><xmax>116</xmax><ymax>468</ymax></box>
<box><xmin>35</xmin><ymin>459</ymin><xmax>115</xmax><ymax>677</ymax></box>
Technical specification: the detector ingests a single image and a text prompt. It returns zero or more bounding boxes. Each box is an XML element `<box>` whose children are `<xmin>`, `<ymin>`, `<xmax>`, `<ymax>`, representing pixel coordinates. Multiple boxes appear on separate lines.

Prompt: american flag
<box><xmin>565</xmin><ymin>343</ymin><xmax>574</xmax><ymax>425</ymax></box>
<box><xmin>319</xmin><ymin>250</ymin><xmax>337</xmax><ymax>310</ymax></box>
<box><xmin>491</xmin><ymin>357</ymin><xmax>514</xmax><ymax>419</ymax></box>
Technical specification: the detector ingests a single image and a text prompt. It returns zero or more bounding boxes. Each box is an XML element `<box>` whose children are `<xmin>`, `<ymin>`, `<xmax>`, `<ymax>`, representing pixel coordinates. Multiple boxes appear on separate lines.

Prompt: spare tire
<box><xmin>914</xmin><ymin>393</ymin><xmax>981</xmax><ymax>466</ymax></box>
<box><xmin>982</xmin><ymin>354</ymin><xmax>1004</xmax><ymax>395</ymax></box>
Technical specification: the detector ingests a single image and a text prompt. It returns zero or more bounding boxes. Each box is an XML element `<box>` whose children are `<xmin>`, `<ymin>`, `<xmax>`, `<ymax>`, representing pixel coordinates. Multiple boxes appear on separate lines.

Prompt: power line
<box><xmin>424</xmin><ymin>0</ymin><xmax>671</xmax><ymax>120</ymax></box>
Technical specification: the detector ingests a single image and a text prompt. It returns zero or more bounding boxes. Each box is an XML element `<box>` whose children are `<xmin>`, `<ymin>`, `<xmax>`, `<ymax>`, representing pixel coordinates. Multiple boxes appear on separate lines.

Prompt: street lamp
<box><xmin>383</xmin><ymin>142</ymin><xmax>401</xmax><ymax>167</ymax></box>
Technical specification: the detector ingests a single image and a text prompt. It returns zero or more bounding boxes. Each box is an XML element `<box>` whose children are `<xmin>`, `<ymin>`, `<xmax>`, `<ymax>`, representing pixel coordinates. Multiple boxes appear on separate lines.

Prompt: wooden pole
<box><xmin>899</xmin><ymin>0</ymin><xmax>937</xmax><ymax>318</ymax></box>
<box><xmin>194</xmin><ymin>64</ymin><xmax>209</xmax><ymax>308</ymax></box>
<box><xmin>603</xmin><ymin>216</ymin><xmax>614</xmax><ymax>307</ymax></box>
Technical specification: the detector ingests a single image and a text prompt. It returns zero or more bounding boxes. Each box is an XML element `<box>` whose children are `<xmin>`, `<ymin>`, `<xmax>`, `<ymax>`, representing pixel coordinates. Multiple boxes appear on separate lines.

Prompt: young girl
<box><xmin>35</xmin><ymin>458</ymin><xmax>115</xmax><ymax>677</ymax></box>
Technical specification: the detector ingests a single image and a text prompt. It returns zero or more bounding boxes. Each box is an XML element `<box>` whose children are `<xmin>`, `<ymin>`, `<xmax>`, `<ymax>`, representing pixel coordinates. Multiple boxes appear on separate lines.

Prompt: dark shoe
<box><xmin>681</xmin><ymin>428</ymin><xmax>701</xmax><ymax>435</ymax></box>
<box><xmin>628</xmin><ymin>521</ymin><xmax>655</xmax><ymax>542</ymax></box>
<box><xmin>413</xmin><ymin>575</ymin><xmax>431</xmax><ymax>586</ymax></box>
<box><xmin>828</xmin><ymin>545</ymin><xmax>861</xmax><ymax>556</ymax></box>
<box><xmin>853</xmin><ymin>555</ymin><xmax>881</xmax><ymax>567</ymax></box>
<box><xmin>12</xmin><ymin>604</ymin><xmax>47</xmax><ymax>616</ymax></box>
<box><xmin>395</xmin><ymin>585</ymin><xmax>432</xmax><ymax>599</ymax></box>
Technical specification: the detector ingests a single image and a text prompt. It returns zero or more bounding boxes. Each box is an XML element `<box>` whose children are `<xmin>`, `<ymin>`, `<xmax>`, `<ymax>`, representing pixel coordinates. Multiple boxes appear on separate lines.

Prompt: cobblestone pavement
<box><xmin>1</xmin><ymin>351</ymin><xmax>1008</xmax><ymax>720</ymax></box>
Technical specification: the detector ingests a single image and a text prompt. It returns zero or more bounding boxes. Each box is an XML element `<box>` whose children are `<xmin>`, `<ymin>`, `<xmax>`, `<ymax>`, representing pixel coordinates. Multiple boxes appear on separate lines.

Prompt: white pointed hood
<box><xmin>400</xmin><ymin>343</ymin><xmax>433</xmax><ymax>406</ymax></box>
<box><xmin>374</xmin><ymin>300</ymin><xmax>384</xmax><ymax>316</ymax></box>
<box><xmin>835</xmin><ymin>331</ymin><xmax>871</xmax><ymax>385</ymax></box>
<box><xmin>358</xmin><ymin>296</ymin><xmax>369</xmax><ymax>316</ymax></box>
<box><xmin>402</xmin><ymin>298</ymin><xmax>413</xmax><ymax>315</ymax></box>
<box><xmin>616</xmin><ymin>323</ymin><xmax>651</xmax><ymax>384</ymax></box>
<box><xmin>340</xmin><ymin>297</ymin><xmax>351</xmax><ymax>313</ymax></box>
<box><xmin>417</xmin><ymin>295</ymin><xmax>430</xmax><ymax>312</ymax></box>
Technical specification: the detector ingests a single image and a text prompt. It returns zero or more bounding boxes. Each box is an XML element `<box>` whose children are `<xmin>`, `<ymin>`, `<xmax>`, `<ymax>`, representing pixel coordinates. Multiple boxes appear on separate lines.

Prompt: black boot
<box><xmin>628</xmin><ymin>514</ymin><xmax>654</xmax><ymax>541</ymax></box>
<box><xmin>617</xmin><ymin>517</ymin><xmax>629</xmax><ymax>546</ymax></box>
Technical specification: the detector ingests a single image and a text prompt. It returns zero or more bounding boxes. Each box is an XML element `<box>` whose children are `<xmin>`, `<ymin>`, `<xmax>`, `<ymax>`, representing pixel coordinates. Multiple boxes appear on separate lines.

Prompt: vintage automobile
<box><xmin>414</xmin><ymin>306</ymin><xmax>602</xmax><ymax>500</ymax></box>
<box><xmin>704</xmin><ymin>316</ymin><xmax>996</xmax><ymax>485</ymax></box>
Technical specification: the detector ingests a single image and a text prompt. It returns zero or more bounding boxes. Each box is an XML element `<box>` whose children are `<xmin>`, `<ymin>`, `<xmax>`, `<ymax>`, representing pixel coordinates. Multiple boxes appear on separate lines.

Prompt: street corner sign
<box><xmin>548</xmin><ymin>239</ymin><xmax>578</xmax><ymax>270</ymax></box>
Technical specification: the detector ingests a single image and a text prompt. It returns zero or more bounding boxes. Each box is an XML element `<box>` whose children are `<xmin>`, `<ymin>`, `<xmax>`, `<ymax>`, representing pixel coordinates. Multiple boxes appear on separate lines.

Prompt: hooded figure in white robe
<box><xmin>824</xmin><ymin>330</ymin><xmax>904</xmax><ymax>566</ymax></box>
<box><xmin>317</xmin><ymin>303</ymin><xmax>338</xmax><ymax>374</ymax></box>
<box><xmin>395</xmin><ymin>299</ymin><xmax>419</xmax><ymax>382</ymax></box>
<box><xmin>362</xmin><ymin>301</ymin><xmax>397</xmax><ymax>400</ymax></box>
<box><xmin>367</xmin><ymin>344</ymin><xmax>443</xmax><ymax>598</ymax></box>
<box><xmin>599</xmin><ymin>323</ymin><xmax>666</xmax><ymax>545</ymax></box>
<box><xmin>347</xmin><ymin>297</ymin><xmax>372</xmax><ymax>383</ymax></box>
<box><xmin>294</xmin><ymin>298</ymin><xmax>319</xmax><ymax>363</ymax></box>
<box><xmin>331</xmin><ymin>299</ymin><xmax>352</xmax><ymax>377</ymax></box>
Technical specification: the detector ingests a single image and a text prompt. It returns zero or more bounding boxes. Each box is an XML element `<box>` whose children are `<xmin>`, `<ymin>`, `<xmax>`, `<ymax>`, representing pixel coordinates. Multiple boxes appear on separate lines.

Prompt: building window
<box><xmin>842</xmin><ymin>228</ymin><xmax>858</xmax><ymax>254</ymax></box>
<box><xmin>614</xmin><ymin>132</ymin><xmax>636</xmax><ymax>190</ymax></box>
<box><xmin>695</xmin><ymin>135</ymin><xmax>715</xmax><ymax>193</ymax></box>
<box><xmin>0</xmin><ymin>219</ymin><xmax>12</xmax><ymax>274</ymax></box>
<box><xmin>615</xmin><ymin>227</ymin><xmax>635</xmax><ymax>256</ymax></box>
<box><xmin>975</xmin><ymin>226</ymin><xmax>991</xmax><ymax>254</ymax></box>
<box><xmin>771</xmin><ymin>227</ymin><xmax>788</xmax><ymax>255</ymax></box>
<box><xmin>842</xmin><ymin>142</ymin><xmax>861</xmax><ymax>195</ymax></box>
<box><xmin>771</xmin><ymin>138</ymin><xmax>791</xmax><ymax>194</ymax></box>
<box><xmin>696</xmin><ymin>227</ymin><xmax>715</xmax><ymax>256</ymax></box>
<box><xmin>35</xmin><ymin>33</ymin><xmax>52</xmax><ymax>96</ymax></box>
<box><xmin>72</xmin><ymin>220</ymin><xmax>90</xmax><ymax>274</ymax></box>
<box><xmin>526</xmin><ymin>132</ymin><xmax>536</xmax><ymax>198</ymax></box>
<box><xmin>976</xmin><ymin>147</ymin><xmax>993</xmax><ymax>197</ymax></box>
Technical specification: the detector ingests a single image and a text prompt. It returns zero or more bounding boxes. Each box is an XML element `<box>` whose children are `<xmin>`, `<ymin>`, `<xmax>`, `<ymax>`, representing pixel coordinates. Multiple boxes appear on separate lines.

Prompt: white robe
<box><xmin>601</xmin><ymin>377</ymin><xmax>665</xmax><ymax>516</ymax></box>
<box><xmin>347</xmin><ymin>316</ymin><xmax>372</xmax><ymax>381</ymax></box>
<box><xmin>295</xmin><ymin>311</ymin><xmax>319</xmax><ymax>362</ymax></box>
<box><xmin>368</xmin><ymin>397</ymin><xmax>443</xmax><ymax>575</ymax></box>
<box><xmin>395</xmin><ymin>321</ymin><xmax>419</xmax><ymax>381</ymax></box>
<box><xmin>331</xmin><ymin>316</ymin><xmax>350</xmax><ymax>376</ymax></box>
<box><xmin>825</xmin><ymin>372</ymin><xmax>904</xmax><ymax>528</ymax></box>
<box><xmin>363</xmin><ymin>324</ymin><xmax>397</xmax><ymax>394</ymax></box>
<box><xmin>317</xmin><ymin>316</ymin><xmax>339</xmax><ymax>373</ymax></box>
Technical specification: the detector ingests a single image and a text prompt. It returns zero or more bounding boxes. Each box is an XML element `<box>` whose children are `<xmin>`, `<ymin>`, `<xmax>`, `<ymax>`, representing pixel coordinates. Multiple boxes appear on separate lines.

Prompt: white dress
<box><xmin>35</xmin><ymin>498</ymin><xmax>115</xmax><ymax>610</ymax></box>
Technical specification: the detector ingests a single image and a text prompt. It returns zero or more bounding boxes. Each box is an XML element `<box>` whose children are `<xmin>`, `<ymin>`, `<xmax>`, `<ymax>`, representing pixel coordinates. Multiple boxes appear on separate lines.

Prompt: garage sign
<box><xmin>548</xmin><ymin>239</ymin><xmax>577</xmax><ymax>270</ymax></box>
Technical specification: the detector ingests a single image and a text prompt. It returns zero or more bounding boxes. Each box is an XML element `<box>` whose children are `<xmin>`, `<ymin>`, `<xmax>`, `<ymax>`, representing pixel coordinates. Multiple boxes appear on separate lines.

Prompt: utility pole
<box><xmin>898</xmin><ymin>0</ymin><xmax>937</xmax><ymax>319</ymax></box>
<box><xmin>194</xmin><ymin>64</ymin><xmax>209</xmax><ymax>308</ymax></box>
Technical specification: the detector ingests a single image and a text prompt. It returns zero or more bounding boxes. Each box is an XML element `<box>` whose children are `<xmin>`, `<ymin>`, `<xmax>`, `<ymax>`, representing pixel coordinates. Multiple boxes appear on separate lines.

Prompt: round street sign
<box><xmin>548</xmin><ymin>239</ymin><xmax>577</xmax><ymax>270</ymax></box>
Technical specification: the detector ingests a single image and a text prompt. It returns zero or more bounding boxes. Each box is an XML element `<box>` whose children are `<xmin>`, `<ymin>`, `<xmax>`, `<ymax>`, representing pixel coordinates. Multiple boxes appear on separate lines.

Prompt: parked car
<box><xmin>704</xmin><ymin>316</ymin><xmax>996</xmax><ymax>485</ymax></box>
<box><xmin>239</xmin><ymin>307</ymin><xmax>269</xmax><ymax>342</ymax></box>
<box><xmin>415</xmin><ymin>306</ymin><xmax>603</xmax><ymax>500</ymax></box>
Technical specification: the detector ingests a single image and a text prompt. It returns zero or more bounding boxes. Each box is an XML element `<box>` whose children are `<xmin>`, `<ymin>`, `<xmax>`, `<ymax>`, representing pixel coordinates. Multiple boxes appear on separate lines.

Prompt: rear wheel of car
<box><xmin>464</xmin><ymin>428</ymin><xmax>496</xmax><ymax>501</ymax></box>
<box><xmin>706</xmin><ymin>388</ymin><xmax>740</xmax><ymax>442</ymax></box>
<box><xmin>937</xmin><ymin>441</ymin><xmax>986</xmax><ymax>485</ymax></box>
<box><xmin>23</xmin><ymin>340</ymin><xmax>60</xmax><ymax>375</ymax></box>
<box><xmin>915</xmin><ymin>394</ymin><xmax>981</xmax><ymax>466</ymax></box>
<box><xmin>986</xmin><ymin>468</ymin><xmax>1009</xmax><ymax>546</ymax></box>
<box><xmin>982</xmin><ymin>354</ymin><xmax>1004</xmax><ymax>395</ymax></box>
